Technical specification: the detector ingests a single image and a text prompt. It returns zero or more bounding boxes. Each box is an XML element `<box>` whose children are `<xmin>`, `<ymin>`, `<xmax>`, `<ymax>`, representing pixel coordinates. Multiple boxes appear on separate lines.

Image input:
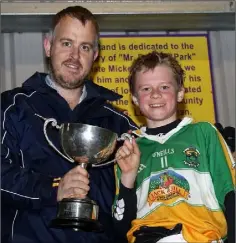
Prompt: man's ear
<box><xmin>43</xmin><ymin>35</ymin><xmax>52</xmax><ymax>58</ymax></box>
<box><xmin>177</xmin><ymin>87</ymin><xmax>185</xmax><ymax>102</ymax></box>
<box><xmin>132</xmin><ymin>95</ymin><xmax>139</xmax><ymax>106</ymax></box>
<box><xmin>93</xmin><ymin>49</ymin><xmax>99</xmax><ymax>61</ymax></box>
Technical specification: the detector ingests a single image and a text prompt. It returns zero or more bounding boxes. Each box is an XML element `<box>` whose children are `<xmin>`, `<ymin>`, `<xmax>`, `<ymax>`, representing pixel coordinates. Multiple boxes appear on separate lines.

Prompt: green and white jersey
<box><xmin>114</xmin><ymin>117</ymin><xmax>235</xmax><ymax>243</ymax></box>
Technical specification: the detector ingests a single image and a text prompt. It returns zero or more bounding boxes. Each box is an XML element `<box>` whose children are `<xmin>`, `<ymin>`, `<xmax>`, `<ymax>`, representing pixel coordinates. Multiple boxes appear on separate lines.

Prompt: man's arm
<box><xmin>1</xmin><ymin>128</ymin><xmax>58</xmax><ymax>210</ymax></box>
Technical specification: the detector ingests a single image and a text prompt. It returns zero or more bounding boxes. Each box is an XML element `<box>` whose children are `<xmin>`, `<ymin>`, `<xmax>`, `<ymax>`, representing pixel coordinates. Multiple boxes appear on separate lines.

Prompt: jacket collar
<box><xmin>22</xmin><ymin>72</ymin><xmax>122</xmax><ymax>102</ymax></box>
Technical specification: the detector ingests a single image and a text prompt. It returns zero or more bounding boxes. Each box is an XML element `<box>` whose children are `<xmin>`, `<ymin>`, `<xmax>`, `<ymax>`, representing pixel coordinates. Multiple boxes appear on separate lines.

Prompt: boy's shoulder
<box><xmin>188</xmin><ymin>121</ymin><xmax>217</xmax><ymax>135</ymax></box>
<box><xmin>192</xmin><ymin>121</ymin><xmax>216</xmax><ymax>129</ymax></box>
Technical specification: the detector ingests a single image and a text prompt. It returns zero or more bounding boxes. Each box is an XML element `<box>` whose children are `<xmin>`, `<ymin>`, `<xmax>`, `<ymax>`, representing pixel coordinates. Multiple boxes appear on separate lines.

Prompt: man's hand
<box><xmin>116</xmin><ymin>138</ymin><xmax>140</xmax><ymax>189</ymax></box>
<box><xmin>57</xmin><ymin>165</ymin><xmax>90</xmax><ymax>201</ymax></box>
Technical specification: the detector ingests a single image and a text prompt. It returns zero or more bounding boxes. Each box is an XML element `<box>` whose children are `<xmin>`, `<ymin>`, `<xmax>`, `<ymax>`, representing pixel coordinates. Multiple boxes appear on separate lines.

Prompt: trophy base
<box><xmin>50</xmin><ymin>217</ymin><xmax>103</xmax><ymax>232</ymax></box>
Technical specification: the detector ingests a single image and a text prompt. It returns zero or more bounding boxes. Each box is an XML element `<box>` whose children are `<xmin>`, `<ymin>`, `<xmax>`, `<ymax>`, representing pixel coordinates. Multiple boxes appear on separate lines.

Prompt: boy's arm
<box><xmin>113</xmin><ymin>138</ymin><xmax>140</xmax><ymax>242</ymax></box>
<box><xmin>113</xmin><ymin>182</ymin><xmax>137</xmax><ymax>242</ymax></box>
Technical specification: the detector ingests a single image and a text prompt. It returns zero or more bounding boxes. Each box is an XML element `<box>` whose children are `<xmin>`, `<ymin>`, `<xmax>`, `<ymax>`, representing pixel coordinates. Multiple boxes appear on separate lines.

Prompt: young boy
<box><xmin>112</xmin><ymin>51</ymin><xmax>235</xmax><ymax>243</ymax></box>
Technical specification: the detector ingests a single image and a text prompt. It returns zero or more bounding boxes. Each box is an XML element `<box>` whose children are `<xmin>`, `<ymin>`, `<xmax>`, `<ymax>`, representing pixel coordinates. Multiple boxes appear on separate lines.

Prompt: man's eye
<box><xmin>81</xmin><ymin>45</ymin><xmax>91</xmax><ymax>52</ymax></box>
<box><xmin>62</xmin><ymin>42</ymin><xmax>72</xmax><ymax>47</ymax></box>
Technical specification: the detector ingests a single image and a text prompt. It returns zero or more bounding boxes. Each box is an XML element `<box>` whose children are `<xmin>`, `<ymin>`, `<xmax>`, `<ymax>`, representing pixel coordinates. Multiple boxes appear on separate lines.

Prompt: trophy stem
<box><xmin>80</xmin><ymin>162</ymin><xmax>88</xmax><ymax>169</ymax></box>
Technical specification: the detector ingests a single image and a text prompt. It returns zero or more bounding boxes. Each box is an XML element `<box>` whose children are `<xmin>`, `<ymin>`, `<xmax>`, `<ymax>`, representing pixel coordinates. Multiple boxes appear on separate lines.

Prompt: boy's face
<box><xmin>132</xmin><ymin>65</ymin><xmax>184</xmax><ymax>128</ymax></box>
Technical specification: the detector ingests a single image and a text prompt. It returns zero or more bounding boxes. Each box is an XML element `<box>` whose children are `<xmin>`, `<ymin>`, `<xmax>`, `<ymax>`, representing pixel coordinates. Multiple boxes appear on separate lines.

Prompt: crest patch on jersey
<box><xmin>183</xmin><ymin>147</ymin><xmax>200</xmax><ymax>168</ymax></box>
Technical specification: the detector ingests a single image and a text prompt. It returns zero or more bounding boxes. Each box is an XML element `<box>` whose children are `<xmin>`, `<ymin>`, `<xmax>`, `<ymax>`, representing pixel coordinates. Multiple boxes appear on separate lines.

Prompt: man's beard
<box><xmin>49</xmin><ymin>59</ymin><xmax>85</xmax><ymax>90</ymax></box>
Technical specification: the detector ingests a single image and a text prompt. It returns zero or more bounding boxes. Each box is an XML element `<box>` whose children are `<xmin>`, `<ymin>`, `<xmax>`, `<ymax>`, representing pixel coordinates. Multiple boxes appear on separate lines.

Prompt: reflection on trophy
<box><xmin>43</xmin><ymin>118</ymin><xmax>131</xmax><ymax>232</ymax></box>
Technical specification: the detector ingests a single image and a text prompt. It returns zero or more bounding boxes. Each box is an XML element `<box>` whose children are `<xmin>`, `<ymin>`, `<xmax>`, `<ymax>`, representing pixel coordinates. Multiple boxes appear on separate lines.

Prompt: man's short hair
<box><xmin>52</xmin><ymin>6</ymin><xmax>99</xmax><ymax>38</ymax></box>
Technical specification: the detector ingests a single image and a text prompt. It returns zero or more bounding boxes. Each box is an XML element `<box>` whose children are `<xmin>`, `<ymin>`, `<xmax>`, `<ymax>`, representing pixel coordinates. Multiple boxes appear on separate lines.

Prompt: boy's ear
<box><xmin>177</xmin><ymin>88</ymin><xmax>185</xmax><ymax>102</ymax></box>
<box><xmin>132</xmin><ymin>95</ymin><xmax>139</xmax><ymax>106</ymax></box>
<box><xmin>43</xmin><ymin>35</ymin><xmax>52</xmax><ymax>58</ymax></box>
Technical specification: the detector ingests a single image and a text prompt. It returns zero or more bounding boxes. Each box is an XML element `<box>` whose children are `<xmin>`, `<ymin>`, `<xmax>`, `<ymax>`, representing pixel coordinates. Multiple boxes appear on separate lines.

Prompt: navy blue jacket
<box><xmin>1</xmin><ymin>72</ymin><xmax>138</xmax><ymax>243</ymax></box>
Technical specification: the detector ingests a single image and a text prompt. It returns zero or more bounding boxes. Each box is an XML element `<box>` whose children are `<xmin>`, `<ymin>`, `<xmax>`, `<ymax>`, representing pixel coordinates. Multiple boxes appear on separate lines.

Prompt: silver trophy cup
<box><xmin>43</xmin><ymin>118</ymin><xmax>131</xmax><ymax>232</ymax></box>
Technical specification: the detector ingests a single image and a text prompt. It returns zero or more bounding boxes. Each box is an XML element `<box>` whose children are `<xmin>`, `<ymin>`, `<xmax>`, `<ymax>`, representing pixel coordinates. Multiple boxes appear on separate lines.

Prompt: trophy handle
<box><xmin>92</xmin><ymin>133</ymin><xmax>132</xmax><ymax>168</ymax></box>
<box><xmin>43</xmin><ymin>118</ymin><xmax>74</xmax><ymax>163</ymax></box>
<box><xmin>118</xmin><ymin>133</ymin><xmax>133</xmax><ymax>142</ymax></box>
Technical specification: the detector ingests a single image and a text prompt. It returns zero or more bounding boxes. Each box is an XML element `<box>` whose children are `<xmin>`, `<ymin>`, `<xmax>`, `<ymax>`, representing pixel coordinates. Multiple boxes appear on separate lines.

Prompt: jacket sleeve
<box><xmin>1</xmin><ymin>107</ymin><xmax>57</xmax><ymax>211</ymax></box>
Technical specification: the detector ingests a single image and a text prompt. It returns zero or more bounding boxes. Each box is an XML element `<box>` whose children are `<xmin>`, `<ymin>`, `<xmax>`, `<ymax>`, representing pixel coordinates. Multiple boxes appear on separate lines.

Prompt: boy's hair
<box><xmin>51</xmin><ymin>6</ymin><xmax>99</xmax><ymax>47</ymax></box>
<box><xmin>128</xmin><ymin>51</ymin><xmax>185</xmax><ymax>94</ymax></box>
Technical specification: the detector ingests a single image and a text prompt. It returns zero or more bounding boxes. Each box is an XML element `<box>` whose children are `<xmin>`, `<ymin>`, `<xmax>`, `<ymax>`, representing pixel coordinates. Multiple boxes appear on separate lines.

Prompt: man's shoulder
<box><xmin>85</xmin><ymin>80</ymin><xmax>122</xmax><ymax>102</ymax></box>
<box><xmin>101</xmin><ymin>102</ymin><xmax>127</xmax><ymax>119</ymax></box>
<box><xmin>102</xmin><ymin>103</ymin><xmax>138</xmax><ymax>130</ymax></box>
<box><xmin>2</xmin><ymin>87</ymin><xmax>25</xmax><ymax>108</ymax></box>
<box><xmin>1</xmin><ymin>86</ymin><xmax>36</xmax><ymax>111</ymax></box>
<box><xmin>102</xmin><ymin>102</ymin><xmax>120</xmax><ymax>112</ymax></box>
<box><xmin>1</xmin><ymin>72</ymin><xmax>47</xmax><ymax>110</ymax></box>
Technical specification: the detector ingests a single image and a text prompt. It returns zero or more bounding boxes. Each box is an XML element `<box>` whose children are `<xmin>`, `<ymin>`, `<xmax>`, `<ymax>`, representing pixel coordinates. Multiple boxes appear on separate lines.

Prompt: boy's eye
<box><xmin>139</xmin><ymin>87</ymin><xmax>152</xmax><ymax>93</ymax></box>
<box><xmin>160</xmin><ymin>85</ymin><xmax>172</xmax><ymax>91</ymax></box>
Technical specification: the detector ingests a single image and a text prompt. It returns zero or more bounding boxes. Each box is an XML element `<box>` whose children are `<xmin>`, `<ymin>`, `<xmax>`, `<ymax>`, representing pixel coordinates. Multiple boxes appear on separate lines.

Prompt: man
<box><xmin>1</xmin><ymin>6</ymin><xmax>138</xmax><ymax>243</ymax></box>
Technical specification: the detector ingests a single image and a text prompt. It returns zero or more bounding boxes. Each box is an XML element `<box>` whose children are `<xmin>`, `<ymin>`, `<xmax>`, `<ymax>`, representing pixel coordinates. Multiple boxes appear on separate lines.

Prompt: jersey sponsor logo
<box><xmin>147</xmin><ymin>170</ymin><xmax>190</xmax><ymax>205</ymax></box>
<box><xmin>152</xmin><ymin>148</ymin><xmax>174</xmax><ymax>158</ymax></box>
<box><xmin>183</xmin><ymin>147</ymin><xmax>200</xmax><ymax>168</ymax></box>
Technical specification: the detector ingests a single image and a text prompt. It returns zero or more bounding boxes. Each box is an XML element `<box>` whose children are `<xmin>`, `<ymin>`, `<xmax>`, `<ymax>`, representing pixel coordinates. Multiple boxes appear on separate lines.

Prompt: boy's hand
<box><xmin>116</xmin><ymin>138</ymin><xmax>140</xmax><ymax>188</ymax></box>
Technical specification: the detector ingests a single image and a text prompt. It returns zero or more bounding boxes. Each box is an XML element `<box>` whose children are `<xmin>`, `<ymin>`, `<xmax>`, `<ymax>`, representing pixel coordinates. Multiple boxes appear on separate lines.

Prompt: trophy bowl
<box><xmin>43</xmin><ymin>119</ymin><xmax>126</xmax><ymax>232</ymax></box>
<box><xmin>60</xmin><ymin>123</ymin><xmax>118</xmax><ymax>165</ymax></box>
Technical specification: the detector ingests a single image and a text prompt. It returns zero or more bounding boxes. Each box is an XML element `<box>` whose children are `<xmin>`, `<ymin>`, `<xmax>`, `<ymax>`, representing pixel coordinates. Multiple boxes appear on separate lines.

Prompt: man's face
<box><xmin>132</xmin><ymin>65</ymin><xmax>184</xmax><ymax>128</ymax></box>
<box><xmin>44</xmin><ymin>16</ymin><xmax>98</xmax><ymax>89</ymax></box>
